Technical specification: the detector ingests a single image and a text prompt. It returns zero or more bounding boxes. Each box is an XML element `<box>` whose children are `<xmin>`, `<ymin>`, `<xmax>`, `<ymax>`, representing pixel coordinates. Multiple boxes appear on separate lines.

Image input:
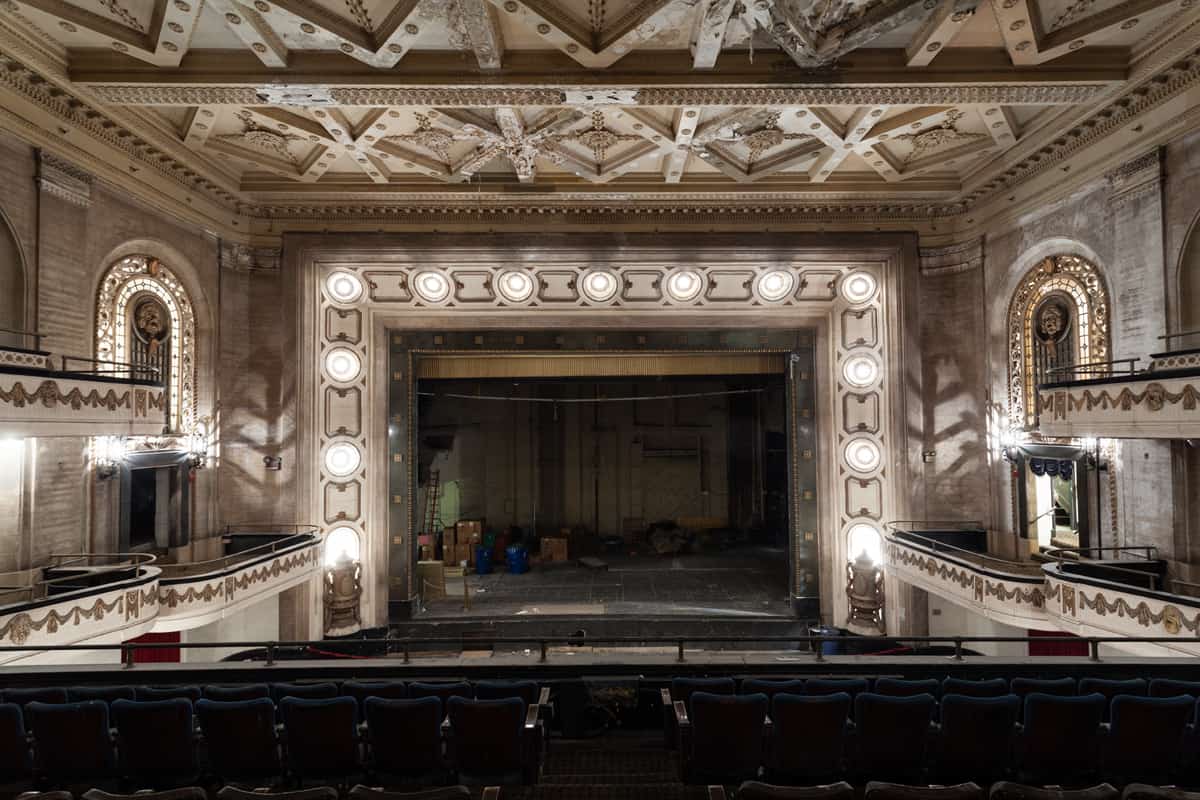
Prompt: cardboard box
<box><xmin>455</xmin><ymin>542</ymin><xmax>474</xmax><ymax>566</ymax></box>
<box><xmin>457</xmin><ymin>520</ymin><xmax>483</xmax><ymax>538</ymax></box>
<box><xmin>541</xmin><ymin>536</ymin><xmax>568</xmax><ymax>562</ymax></box>
<box><xmin>442</xmin><ymin>527</ymin><xmax>457</xmax><ymax>547</ymax></box>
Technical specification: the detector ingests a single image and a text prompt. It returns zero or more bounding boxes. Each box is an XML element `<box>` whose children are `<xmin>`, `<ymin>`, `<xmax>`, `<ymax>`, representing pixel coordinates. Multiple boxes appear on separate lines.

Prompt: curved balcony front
<box><xmin>154</xmin><ymin>526</ymin><xmax>322</xmax><ymax>632</ymax></box>
<box><xmin>0</xmin><ymin>554</ymin><xmax>160</xmax><ymax>664</ymax></box>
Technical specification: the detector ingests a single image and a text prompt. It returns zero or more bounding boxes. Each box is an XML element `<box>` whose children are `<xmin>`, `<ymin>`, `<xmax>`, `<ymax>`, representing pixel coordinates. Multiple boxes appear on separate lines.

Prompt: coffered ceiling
<box><xmin>0</xmin><ymin>0</ymin><xmax>1194</xmax><ymax>212</ymax></box>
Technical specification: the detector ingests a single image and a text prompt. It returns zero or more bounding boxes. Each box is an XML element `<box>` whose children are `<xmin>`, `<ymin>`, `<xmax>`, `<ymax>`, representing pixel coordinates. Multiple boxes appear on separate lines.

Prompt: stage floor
<box><xmin>420</xmin><ymin>545</ymin><xmax>791</xmax><ymax>619</ymax></box>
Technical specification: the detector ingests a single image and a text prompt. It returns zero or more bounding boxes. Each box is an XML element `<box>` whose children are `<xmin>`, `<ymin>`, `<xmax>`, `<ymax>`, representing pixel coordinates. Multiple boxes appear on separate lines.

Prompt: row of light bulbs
<box><xmin>326</xmin><ymin>269</ymin><xmax>879</xmax><ymax>306</ymax></box>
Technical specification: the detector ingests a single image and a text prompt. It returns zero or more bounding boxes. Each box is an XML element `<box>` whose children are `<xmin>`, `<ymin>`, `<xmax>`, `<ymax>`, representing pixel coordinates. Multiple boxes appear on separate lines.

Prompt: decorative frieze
<box><xmin>36</xmin><ymin>150</ymin><xmax>91</xmax><ymax>207</ymax></box>
<box><xmin>918</xmin><ymin>237</ymin><xmax>983</xmax><ymax>276</ymax></box>
<box><xmin>218</xmin><ymin>241</ymin><xmax>282</xmax><ymax>272</ymax></box>
<box><xmin>1106</xmin><ymin>148</ymin><xmax>1163</xmax><ymax>208</ymax></box>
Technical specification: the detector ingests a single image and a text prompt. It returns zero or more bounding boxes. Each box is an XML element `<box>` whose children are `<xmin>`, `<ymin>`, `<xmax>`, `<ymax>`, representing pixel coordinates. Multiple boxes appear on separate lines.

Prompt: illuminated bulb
<box><xmin>324</xmin><ymin>525</ymin><xmax>361</xmax><ymax>566</ymax></box>
<box><xmin>756</xmin><ymin>270</ymin><xmax>794</xmax><ymax>302</ymax></box>
<box><xmin>325</xmin><ymin>271</ymin><xmax>363</xmax><ymax>303</ymax></box>
<box><xmin>581</xmin><ymin>270</ymin><xmax>618</xmax><ymax>302</ymax></box>
<box><xmin>841</xmin><ymin>272</ymin><xmax>878</xmax><ymax>304</ymax></box>
<box><xmin>848</xmin><ymin>523</ymin><xmax>883</xmax><ymax>565</ymax></box>
<box><xmin>842</xmin><ymin>355</ymin><xmax>879</xmax><ymax>388</ymax></box>
<box><xmin>324</xmin><ymin>442</ymin><xmax>361</xmax><ymax>477</ymax></box>
<box><xmin>413</xmin><ymin>271</ymin><xmax>451</xmax><ymax>303</ymax></box>
<box><xmin>324</xmin><ymin>348</ymin><xmax>361</xmax><ymax>382</ymax></box>
<box><xmin>497</xmin><ymin>270</ymin><xmax>535</xmax><ymax>302</ymax></box>
<box><xmin>844</xmin><ymin>438</ymin><xmax>882</xmax><ymax>472</ymax></box>
<box><xmin>666</xmin><ymin>270</ymin><xmax>703</xmax><ymax>302</ymax></box>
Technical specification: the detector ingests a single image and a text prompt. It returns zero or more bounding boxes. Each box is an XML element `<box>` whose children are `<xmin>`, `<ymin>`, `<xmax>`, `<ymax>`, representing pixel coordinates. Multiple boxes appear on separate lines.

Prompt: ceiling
<box><xmin>0</xmin><ymin>0</ymin><xmax>1191</xmax><ymax>207</ymax></box>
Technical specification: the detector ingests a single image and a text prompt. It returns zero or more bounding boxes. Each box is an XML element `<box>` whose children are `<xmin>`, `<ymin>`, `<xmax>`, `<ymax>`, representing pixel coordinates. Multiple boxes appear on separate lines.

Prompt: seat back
<box><xmin>4</xmin><ymin>688</ymin><xmax>68</xmax><ymax>712</ymax></box>
<box><xmin>270</xmin><ymin>682</ymin><xmax>338</xmax><ymax>703</ymax></box>
<box><xmin>864</xmin><ymin>782</ymin><xmax>984</xmax><ymax>800</ymax></box>
<box><xmin>689</xmin><ymin>691</ymin><xmax>768</xmax><ymax>782</ymax></box>
<box><xmin>134</xmin><ymin>686</ymin><xmax>201</xmax><ymax>702</ymax></box>
<box><xmin>1149</xmin><ymin>679</ymin><xmax>1200</xmax><ymax>698</ymax></box>
<box><xmin>112</xmin><ymin>698</ymin><xmax>196</xmax><ymax>779</ymax></box>
<box><xmin>670</xmin><ymin>678</ymin><xmax>735</xmax><ymax>712</ymax></box>
<box><xmin>1019</xmin><ymin>693</ymin><xmax>1105</xmax><ymax>782</ymax></box>
<box><xmin>853</xmin><ymin>693</ymin><xmax>936</xmax><ymax>781</ymax></box>
<box><xmin>203</xmin><ymin>684</ymin><xmax>270</xmax><ymax>702</ymax></box>
<box><xmin>1078</xmin><ymin>679</ymin><xmax>1147</xmax><ymax>721</ymax></box>
<box><xmin>68</xmin><ymin>686</ymin><xmax>136</xmax><ymax>704</ymax></box>
<box><xmin>363</xmin><ymin>696</ymin><xmax>443</xmax><ymax>775</ymax></box>
<box><xmin>409</xmin><ymin>681</ymin><xmax>473</xmax><ymax>705</ymax></box>
<box><xmin>741</xmin><ymin>679</ymin><xmax>806</xmax><ymax>701</ymax></box>
<box><xmin>989</xmin><ymin>783</ymin><xmax>1119</xmax><ymax>800</ymax></box>
<box><xmin>941</xmin><ymin>678</ymin><xmax>1009</xmax><ymax>698</ymax></box>
<box><xmin>349</xmin><ymin>786</ymin><xmax>472</xmax><ymax>800</ymax></box>
<box><xmin>341</xmin><ymin>681</ymin><xmax>409</xmax><ymax>708</ymax></box>
<box><xmin>1010</xmin><ymin>677</ymin><xmax>1076</xmax><ymax>698</ymax></box>
<box><xmin>446</xmin><ymin>697</ymin><xmax>525</xmax><ymax>777</ymax></box>
<box><xmin>937</xmin><ymin>694</ymin><xmax>1019</xmax><ymax>783</ymax></box>
<box><xmin>874</xmin><ymin>678</ymin><xmax>940</xmax><ymax>698</ymax></box>
<box><xmin>473</xmin><ymin>680</ymin><xmax>539</xmax><ymax>705</ymax></box>
<box><xmin>280</xmin><ymin>696</ymin><xmax>359</xmax><ymax>776</ymax></box>
<box><xmin>0</xmin><ymin>702</ymin><xmax>31</xmax><ymax>780</ymax></box>
<box><xmin>768</xmin><ymin>692</ymin><xmax>850</xmax><ymax>781</ymax></box>
<box><xmin>195</xmin><ymin>698</ymin><xmax>280</xmax><ymax>780</ymax></box>
<box><xmin>1105</xmin><ymin>694</ymin><xmax>1196</xmax><ymax>782</ymax></box>
<box><xmin>736</xmin><ymin>782</ymin><xmax>855</xmax><ymax>800</ymax></box>
<box><xmin>804</xmin><ymin>678</ymin><xmax>868</xmax><ymax>699</ymax></box>
<box><xmin>28</xmin><ymin>700</ymin><xmax>114</xmax><ymax>780</ymax></box>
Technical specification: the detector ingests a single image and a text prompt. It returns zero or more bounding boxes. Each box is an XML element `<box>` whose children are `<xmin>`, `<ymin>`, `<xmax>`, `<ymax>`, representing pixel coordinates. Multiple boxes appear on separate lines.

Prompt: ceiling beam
<box><xmin>458</xmin><ymin>0</ymin><xmax>505</xmax><ymax>70</ymax></box>
<box><xmin>691</xmin><ymin>0</ymin><xmax>737</xmax><ymax>69</ymax></box>
<box><xmin>990</xmin><ymin>0</ymin><xmax>1173</xmax><ymax>65</ymax></box>
<box><xmin>208</xmin><ymin>0</ymin><xmax>289</xmax><ymax>67</ymax></box>
<box><xmin>906</xmin><ymin>0</ymin><xmax>978</xmax><ymax>66</ymax></box>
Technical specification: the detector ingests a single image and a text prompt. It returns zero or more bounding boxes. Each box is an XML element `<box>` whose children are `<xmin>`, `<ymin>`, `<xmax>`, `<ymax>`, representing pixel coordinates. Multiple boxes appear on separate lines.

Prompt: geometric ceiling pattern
<box><xmin>0</xmin><ymin>0</ymin><xmax>1189</xmax><ymax>197</ymax></box>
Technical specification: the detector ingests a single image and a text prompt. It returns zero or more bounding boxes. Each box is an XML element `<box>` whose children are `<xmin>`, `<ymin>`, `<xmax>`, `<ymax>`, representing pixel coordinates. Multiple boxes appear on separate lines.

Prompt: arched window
<box><xmin>1007</xmin><ymin>254</ymin><xmax>1110</xmax><ymax>429</ymax></box>
<box><xmin>95</xmin><ymin>255</ymin><xmax>196</xmax><ymax>433</ymax></box>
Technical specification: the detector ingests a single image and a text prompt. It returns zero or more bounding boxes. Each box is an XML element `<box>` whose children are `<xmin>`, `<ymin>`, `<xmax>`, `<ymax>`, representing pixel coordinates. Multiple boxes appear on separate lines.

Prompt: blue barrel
<box><xmin>506</xmin><ymin>545</ymin><xmax>529</xmax><ymax>574</ymax></box>
<box><xmin>475</xmin><ymin>546</ymin><xmax>493</xmax><ymax>575</ymax></box>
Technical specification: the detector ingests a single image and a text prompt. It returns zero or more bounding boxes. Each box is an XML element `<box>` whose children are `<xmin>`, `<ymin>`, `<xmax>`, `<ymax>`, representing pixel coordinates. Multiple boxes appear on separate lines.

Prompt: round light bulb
<box><xmin>324</xmin><ymin>525</ymin><xmax>361</xmax><ymax>566</ymax></box>
<box><xmin>324</xmin><ymin>347</ymin><xmax>361</xmax><ymax>382</ymax></box>
<box><xmin>848</xmin><ymin>523</ymin><xmax>883</xmax><ymax>565</ymax></box>
<box><xmin>581</xmin><ymin>270</ymin><xmax>619</xmax><ymax>302</ymax></box>
<box><xmin>325</xmin><ymin>271</ymin><xmax>363</xmax><ymax>303</ymax></box>
<box><xmin>324</xmin><ymin>442</ymin><xmax>361</xmax><ymax>477</ymax></box>
<box><xmin>844</xmin><ymin>437</ymin><xmax>882</xmax><ymax>472</ymax></box>
<box><xmin>842</xmin><ymin>354</ymin><xmax>879</xmax><ymax>388</ymax></box>
<box><xmin>497</xmin><ymin>270</ymin><xmax>535</xmax><ymax>302</ymax></box>
<box><xmin>842</xmin><ymin>272</ymin><xmax>878</xmax><ymax>304</ymax></box>
<box><xmin>666</xmin><ymin>270</ymin><xmax>703</xmax><ymax>302</ymax></box>
<box><xmin>756</xmin><ymin>270</ymin><xmax>794</xmax><ymax>302</ymax></box>
<box><xmin>413</xmin><ymin>270</ymin><xmax>451</xmax><ymax>303</ymax></box>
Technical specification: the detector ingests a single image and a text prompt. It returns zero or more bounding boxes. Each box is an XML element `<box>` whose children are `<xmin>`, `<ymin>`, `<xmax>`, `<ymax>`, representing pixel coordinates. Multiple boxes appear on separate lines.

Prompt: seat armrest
<box><xmin>482</xmin><ymin>789</ymin><xmax>501</xmax><ymax>800</ymax></box>
<box><xmin>525</xmin><ymin>703</ymin><xmax>540</xmax><ymax>730</ymax></box>
<box><xmin>707</xmin><ymin>787</ymin><xmax>728</xmax><ymax>800</ymax></box>
<box><xmin>660</xmin><ymin>688</ymin><xmax>673</xmax><ymax>707</ymax></box>
<box><xmin>674</xmin><ymin>700</ymin><xmax>689</xmax><ymax>727</ymax></box>
<box><xmin>675</xmin><ymin>700</ymin><xmax>692</xmax><ymax>783</ymax></box>
<box><xmin>539</xmin><ymin>686</ymin><xmax>551</xmax><ymax>706</ymax></box>
<box><xmin>662</xmin><ymin>688</ymin><xmax>676</xmax><ymax>749</ymax></box>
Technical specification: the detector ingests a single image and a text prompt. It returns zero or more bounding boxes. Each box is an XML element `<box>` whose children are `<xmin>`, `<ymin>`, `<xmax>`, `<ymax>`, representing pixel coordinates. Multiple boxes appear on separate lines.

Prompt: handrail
<box><xmin>0</xmin><ymin>553</ymin><xmax>157</xmax><ymax>606</ymax></box>
<box><xmin>1045</xmin><ymin>358</ymin><xmax>1140</xmax><ymax>379</ymax></box>
<box><xmin>159</xmin><ymin>526</ymin><xmax>320</xmax><ymax>579</ymax></box>
<box><xmin>1044</xmin><ymin>545</ymin><xmax>1158</xmax><ymax>561</ymax></box>
<box><xmin>1168</xmin><ymin>576</ymin><xmax>1200</xmax><ymax>598</ymax></box>
<box><xmin>1158</xmin><ymin>329</ymin><xmax>1200</xmax><ymax>341</ymax></box>
<box><xmin>0</xmin><ymin>326</ymin><xmax>45</xmax><ymax>349</ymax></box>
<box><xmin>59</xmin><ymin>355</ymin><xmax>160</xmax><ymax>382</ymax></box>
<box><xmin>885</xmin><ymin>520</ymin><xmax>984</xmax><ymax>531</ymax></box>
<box><xmin>1044</xmin><ymin>546</ymin><xmax>1163</xmax><ymax>592</ymax></box>
<box><xmin>885</xmin><ymin>527</ymin><xmax>1043</xmax><ymax>576</ymax></box>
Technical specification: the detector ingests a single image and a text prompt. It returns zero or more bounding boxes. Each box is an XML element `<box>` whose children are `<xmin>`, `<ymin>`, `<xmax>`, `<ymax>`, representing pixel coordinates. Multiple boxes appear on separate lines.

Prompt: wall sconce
<box><xmin>263</xmin><ymin>455</ymin><xmax>283</xmax><ymax>471</ymax></box>
<box><xmin>93</xmin><ymin>436</ymin><xmax>126</xmax><ymax>480</ymax></box>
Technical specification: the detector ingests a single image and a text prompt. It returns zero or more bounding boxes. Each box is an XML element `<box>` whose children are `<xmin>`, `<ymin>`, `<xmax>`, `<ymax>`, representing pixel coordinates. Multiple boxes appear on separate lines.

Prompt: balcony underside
<box><xmin>0</xmin><ymin>367</ymin><xmax>167</xmax><ymax>438</ymax></box>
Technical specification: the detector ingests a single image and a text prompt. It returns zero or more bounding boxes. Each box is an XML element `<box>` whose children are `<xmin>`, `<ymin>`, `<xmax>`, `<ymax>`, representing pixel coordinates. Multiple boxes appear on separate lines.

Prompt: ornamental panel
<box><xmin>325</xmin><ymin>307</ymin><xmax>362</xmax><ymax>344</ymax></box>
<box><xmin>841</xmin><ymin>307</ymin><xmax>879</xmax><ymax>348</ymax></box>
<box><xmin>324</xmin><ymin>386</ymin><xmax>362</xmax><ymax>438</ymax></box>
<box><xmin>845</xmin><ymin>476</ymin><xmax>884</xmax><ymax>520</ymax></box>
<box><xmin>843</xmin><ymin>392</ymin><xmax>881</xmax><ymax>435</ymax></box>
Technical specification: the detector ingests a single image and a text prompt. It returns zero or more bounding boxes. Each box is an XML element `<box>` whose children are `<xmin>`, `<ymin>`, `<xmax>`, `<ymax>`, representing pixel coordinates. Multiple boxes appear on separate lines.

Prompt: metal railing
<box><xmin>1</xmin><ymin>633</ymin><xmax>1200</xmax><ymax>669</ymax></box>
<box><xmin>1043</xmin><ymin>358</ymin><xmax>1141</xmax><ymax>383</ymax></box>
<box><xmin>158</xmin><ymin>524</ymin><xmax>320</xmax><ymax>579</ymax></box>
<box><xmin>1157</xmin><ymin>329</ymin><xmax>1200</xmax><ymax>350</ymax></box>
<box><xmin>884</xmin><ymin>521</ymin><xmax>1043</xmax><ymax>576</ymax></box>
<box><xmin>0</xmin><ymin>326</ymin><xmax>45</xmax><ymax>351</ymax></box>
<box><xmin>58</xmin><ymin>355</ymin><xmax>160</xmax><ymax>382</ymax></box>
<box><xmin>1168</xmin><ymin>576</ymin><xmax>1200</xmax><ymax>599</ymax></box>
<box><xmin>0</xmin><ymin>553</ymin><xmax>158</xmax><ymax>607</ymax></box>
<box><xmin>1044</xmin><ymin>545</ymin><xmax>1164</xmax><ymax>592</ymax></box>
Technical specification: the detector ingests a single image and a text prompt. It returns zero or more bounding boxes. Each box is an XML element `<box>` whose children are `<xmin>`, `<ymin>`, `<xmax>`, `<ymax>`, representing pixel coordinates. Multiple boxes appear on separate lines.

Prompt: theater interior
<box><xmin>0</xmin><ymin>0</ymin><xmax>1200</xmax><ymax>795</ymax></box>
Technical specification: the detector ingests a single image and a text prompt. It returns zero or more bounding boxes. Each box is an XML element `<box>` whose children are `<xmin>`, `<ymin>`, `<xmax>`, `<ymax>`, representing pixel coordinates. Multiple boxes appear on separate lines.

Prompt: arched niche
<box><xmin>1178</xmin><ymin>214</ymin><xmax>1200</xmax><ymax>335</ymax></box>
<box><xmin>0</xmin><ymin>211</ymin><xmax>26</xmax><ymax>346</ymax></box>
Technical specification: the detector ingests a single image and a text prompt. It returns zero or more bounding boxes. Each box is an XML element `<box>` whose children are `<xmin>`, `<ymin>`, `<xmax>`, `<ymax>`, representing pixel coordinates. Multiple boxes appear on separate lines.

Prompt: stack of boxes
<box><xmin>443</xmin><ymin>520</ymin><xmax>483</xmax><ymax>566</ymax></box>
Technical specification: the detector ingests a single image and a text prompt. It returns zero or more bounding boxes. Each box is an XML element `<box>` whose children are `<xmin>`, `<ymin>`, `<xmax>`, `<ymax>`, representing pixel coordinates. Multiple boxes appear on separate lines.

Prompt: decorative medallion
<box><xmin>896</xmin><ymin>110</ymin><xmax>986</xmax><ymax>164</ymax></box>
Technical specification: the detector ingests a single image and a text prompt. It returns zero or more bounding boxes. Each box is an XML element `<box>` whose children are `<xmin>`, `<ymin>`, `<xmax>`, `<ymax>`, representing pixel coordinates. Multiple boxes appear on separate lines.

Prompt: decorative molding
<box><xmin>1041</xmin><ymin>381</ymin><xmax>1200</xmax><ymax>417</ymax></box>
<box><xmin>36</xmin><ymin>149</ymin><xmax>92</xmax><ymax>207</ymax></box>
<box><xmin>218</xmin><ymin>241</ymin><xmax>282</xmax><ymax>272</ymax></box>
<box><xmin>1106</xmin><ymin>147</ymin><xmax>1164</xmax><ymax>207</ymax></box>
<box><xmin>0</xmin><ymin>378</ymin><xmax>165</xmax><ymax>414</ymax></box>
<box><xmin>0</xmin><ymin>584</ymin><xmax>157</xmax><ymax>645</ymax></box>
<box><xmin>0</xmin><ymin>349</ymin><xmax>52</xmax><ymax>369</ymax></box>
<box><xmin>918</xmin><ymin>237</ymin><xmax>983</xmax><ymax>275</ymax></box>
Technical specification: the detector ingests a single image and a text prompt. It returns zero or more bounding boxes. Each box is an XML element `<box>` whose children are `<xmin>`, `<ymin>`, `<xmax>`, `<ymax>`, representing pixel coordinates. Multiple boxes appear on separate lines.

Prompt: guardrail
<box><xmin>1043</xmin><ymin>545</ymin><xmax>1163</xmax><ymax>591</ymax></box>
<box><xmin>0</xmin><ymin>553</ymin><xmax>158</xmax><ymax>606</ymax></box>
<box><xmin>1044</xmin><ymin>358</ymin><xmax>1140</xmax><ymax>383</ymax></box>
<box><xmin>2</xmin><ymin>633</ymin><xmax>1200</xmax><ymax>669</ymax></box>
<box><xmin>58</xmin><ymin>355</ymin><xmax>160</xmax><ymax>383</ymax></box>
<box><xmin>0</xmin><ymin>326</ymin><xmax>45</xmax><ymax>351</ymax></box>
<box><xmin>884</xmin><ymin>522</ymin><xmax>1042</xmax><ymax>576</ymax></box>
<box><xmin>158</xmin><ymin>525</ymin><xmax>319</xmax><ymax>580</ymax></box>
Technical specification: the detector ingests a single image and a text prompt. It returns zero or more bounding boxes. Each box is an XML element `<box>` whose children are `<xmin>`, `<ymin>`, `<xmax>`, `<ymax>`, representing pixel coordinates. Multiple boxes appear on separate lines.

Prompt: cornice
<box><xmin>36</xmin><ymin>148</ymin><xmax>91</xmax><ymax>206</ymax></box>
<box><xmin>919</xmin><ymin>237</ymin><xmax>983</xmax><ymax>275</ymax></box>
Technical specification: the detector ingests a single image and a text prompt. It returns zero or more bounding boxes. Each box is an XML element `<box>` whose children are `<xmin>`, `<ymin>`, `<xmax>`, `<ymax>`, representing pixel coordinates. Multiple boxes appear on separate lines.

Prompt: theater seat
<box><xmin>474</xmin><ymin>680</ymin><xmax>542</xmax><ymax>706</ymax></box>
<box><xmin>408</xmin><ymin>682</ymin><xmax>473</xmax><ymax>705</ymax></box>
<box><xmin>363</xmin><ymin>696</ymin><xmax>445</xmax><ymax>784</ymax></box>
<box><xmin>874</xmin><ymin>678</ymin><xmax>940</xmax><ymax>699</ymax></box>
<box><xmin>766</xmin><ymin>692</ymin><xmax>850</xmax><ymax>785</ymax></box>
<box><xmin>732</xmin><ymin>781</ymin><xmax>855</xmax><ymax>800</ymax></box>
<box><xmin>67</xmin><ymin>687</ymin><xmax>135</xmax><ymax>705</ymax></box>
<box><xmin>3</xmin><ymin>689</ymin><xmax>68</xmax><ymax>723</ymax></box>
<box><xmin>663</xmin><ymin>677</ymin><xmax>736</xmax><ymax>748</ymax></box>
<box><xmin>202</xmin><ymin>685</ymin><xmax>270</xmax><ymax>702</ymax></box>
<box><xmin>82</xmin><ymin>790</ymin><xmax>206</xmax><ymax>800</ymax></box>
<box><xmin>111</xmin><ymin>698</ymin><xmax>198</xmax><ymax>788</ymax></box>
<box><xmin>133</xmin><ymin>687</ymin><xmax>201</xmax><ymax>703</ymax></box>
<box><xmin>935</xmin><ymin>694</ymin><xmax>1019</xmax><ymax>785</ymax></box>
<box><xmin>0</xmin><ymin>702</ymin><xmax>31</xmax><ymax>786</ymax></box>
<box><xmin>679</xmin><ymin>691</ymin><xmax>768</xmax><ymax>785</ymax></box>
<box><xmin>1010</xmin><ymin>677</ymin><xmax>1076</xmax><ymax>700</ymax></box>
<box><xmin>852</xmin><ymin>693</ymin><xmax>935</xmax><ymax>784</ymax></box>
<box><xmin>989</xmin><ymin>783</ymin><xmax>1118</xmax><ymax>800</ymax></box>
<box><xmin>446</xmin><ymin>696</ymin><xmax>540</xmax><ymax>786</ymax></box>
<box><xmin>348</xmin><ymin>785</ymin><xmax>475</xmax><ymax>799</ymax></box>
<box><xmin>218</xmin><ymin>788</ymin><xmax>337</xmax><ymax>800</ymax></box>
<box><xmin>27</xmin><ymin>700</ymin><xmax>115</xmax><ymax>787</ymax></box>
<box><xmin>1149</xmin><ymin>679</ymin><xmax>1200</xmax><ymax>698</ymax></box>
<box><xmin>941</xmin><ymin>678</ymin><xmax>1009</xmax><ymax>698</ymax></box>
<box><xmin>195</xmin><ymin>698</ymin><xmax>281</xmax><ymax>785</ymax></box>
<box><xmin>1016</xmin><ymin>693</ymin><xmax>1105</xmax><ymax>786</ymax></box>
<box><xmin>1103</xmin><ymin>694</ymin><xmax>1195</xmax><ymax>785</ymax></box>
<box><xmin>341</xmin><ymin>680</ymin><xmax>409</xmax><ymax>709</ymax></box>
<box><xmin>1078</xmin><ymin>678</ymin><xmax>1147</xmax><ymax>721</ymax></box>
<box><xmin>864</xmin><ymin>783</ymin><xmax>984</xmax><ymax>800</ymax></box>
<box><xmin>740</xmin><ymin>679</ymin><xmax>806</xmax><ymax>701</ymax></box>
<box><xmin>804</xmin><ymin>678</ymin><xmax>868</xmax><ymax>700</ymax></box>
<box><xmin>270</xmin><ymin>682</ymin><xmax>338</xmax><ymax>703</ymax></box>
<box><xmin>1121</xmin><ymin>786</ymin><xmax>1200</xmax><ymax>800</ymax></box>
<box><xmin>280</xmin><ymin>696</ymin><xmax>360</xmax><ymax>785</ymax></box>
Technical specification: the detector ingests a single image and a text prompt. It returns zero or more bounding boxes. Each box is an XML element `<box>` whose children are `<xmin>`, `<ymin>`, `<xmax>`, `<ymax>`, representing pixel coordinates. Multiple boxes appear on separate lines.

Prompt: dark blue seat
<box><xmin>865</xmin><ymin>782</ymin><xmax>984</xmax><ymax>800</ymax></box>
<box><xmin>27</xmin><ymin>700</ymin><xmax>115</xmax><ymax>786</ymax></box>
<box><xmin>684</xmin><ymin>691</ymin><xmax>768</xmax><ymax>785</ymax></box>
<box><xmin>936</xmin><ymin>694</ymin><xmax>1019</xmax><ymax>784</ymax></box>
<box><xmin>270</xmin><ymin>682</ymin><xmax>338</xmax><ymax>703</ymax></box>
<box><xmin>670</xmin><ymin>678</ymin><xmax>736</xmax><ymax>710</ymax></box>
<box><xmin>4</xmin><ymin>688</ymin><xmax>68</xmax><ymax>712</ymax></box>
<box><xmin>474</xmin><ymin>680</ymin><xmax>539</xmax><ymax>706</ymax></box>
<box><xmin>195</xmin><ymin>698</ymin><xmax>281</xmax><ymax>785</ymax></box>
<box><xmin>766</xmin><ymin>692</ymin><xmax>850</xmax><ymax>785</ymax></box>
<box><xmin>734</xmin><ymin>782</ymin><xmax>855</xmax><ymax>800</ymax></box>
<box><xmin>941</xmin><ymin>678</ymin><xmax>1009</xmax><ymax>698</ymax></box>
<box><xmin>1010</xmin><ymin>677</ymin><xmax>1076</xmax><ymax>698</ymax></box>
<box><xmin>67</xmin><ymin>687</ymin><xmax>136</xmax><ymax>705</ymax></box>
<box><xmin>852</xmin><ymin>693</ymin><xmax>936</xmax><ymax>783</ymax></box>
<box><xmin>348</xmin><ymin>787</ymin><xmax>471</xmax><ymax>800</ymax></box>
<box><xmin>874</xmin><ymin>678</ymin><xmax>940</xmax><ymax>698</ymax></box>
<box><xmin>1078</xmin><ymin>678</ymin><xmax>1147</xmax><ymax>722</ymax></box>
<box><xmin>807</xmin><ymin>679</ymin><xmax>869</xmax><ymax>721</ymax></box>
<box><xmin>446</xmin><ymin>696</ymin><xmax>535</xmax><ymax>786</ymax></box>
<box><xmin>111</xmin><ymin>698</ymin><xmax>197</xmax><ymax>788</ymax></box>
<box><xmin>989</xmin><ymin>782</ymin><xmax>1118</xmax><ymax>800</ymax></box>
<box><xmin>133</xmin><ymin>686</ymin><xmax>201</xmax><ymax>703</ymax></box>
<box><xmin>1149</xmin><ymin>679</ymin><xmax>1200</xmax><ymax>698</ymax></box>
<box><xmin>1017</xmin><ymin>693</ymin><xmax>1105</xmax><ymax>786</ymax></box>
<box><xmin>280</xmin><ymin>696</ymin><xmax>360</xmax><ymax>784</ymax></box>
<box><xmin>408</xmin><ymin>682</ymin><xmax>473</xmax><ymax>706</ymax></box>
<box><xmin>202</xmin><ymin>684</ymin><xmax>270</xmax><ymax>702</ymax></box>
<box><xmin>1104</xmin><ymin>694</ymin><xmax>1195</xmax><ymax>785</ymax></box>
<box><xmin>741</xmin><ymin>679</ymin><xmax>806</xmax><ymax>701</ymax></box>
<box><xmin>363</xmin><ymin>696</ymin><xmax>444</xmax><ymax>783</ymax></box>
<box><xmin>340</xmin><ymin>681</ymin><xmax>409</xmax><ymax>710</ymax></box>
<box><xmin>0</xmin><ymin>702</ymin><xmax>31</xmax><ymax>784</ymax></box>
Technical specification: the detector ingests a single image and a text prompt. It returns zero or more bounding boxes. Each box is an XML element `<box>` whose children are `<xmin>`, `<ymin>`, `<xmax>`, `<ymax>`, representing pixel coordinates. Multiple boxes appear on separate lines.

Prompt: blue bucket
<box><xmin>475</xmin><ymin>546</ymin><xmax>493</xmax><ymax>575</ymax></box>
<box><xmin>506</xmin><ymin>545</ymin><xmax>529</xmax><ymax>574</ymax></box>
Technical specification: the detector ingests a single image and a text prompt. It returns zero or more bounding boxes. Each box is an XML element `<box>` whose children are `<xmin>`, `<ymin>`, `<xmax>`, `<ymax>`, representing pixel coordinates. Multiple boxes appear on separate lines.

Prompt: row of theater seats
<box><xmin>662</xmin><ymin>676</ymin><xmax>1200</xmax><ymax>787</ymax></box>
<box><xmin>710</xmin><ymin>780</ymin><xmax>1200</xmax><ymax>800</ymax></box>
<box><xmin>0</xmin><ymin>680</ymin><xmax>546</xmax><ymax>792</ymax></box>
<box><xmin>18</xmin><ymin>786</ymin><xmax>488</xmax><ymax>800</ymax></box>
